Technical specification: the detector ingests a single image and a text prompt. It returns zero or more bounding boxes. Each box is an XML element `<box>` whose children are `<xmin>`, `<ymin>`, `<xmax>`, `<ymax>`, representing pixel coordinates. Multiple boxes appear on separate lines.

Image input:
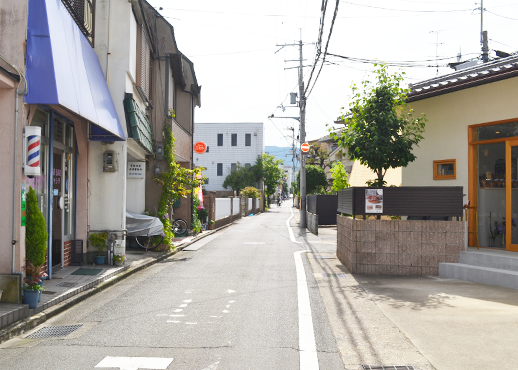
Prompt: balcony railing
<box><xmin>61</xmin><ymin>0</ymin><xmax>95</xmax><ymax>45</ymax></box>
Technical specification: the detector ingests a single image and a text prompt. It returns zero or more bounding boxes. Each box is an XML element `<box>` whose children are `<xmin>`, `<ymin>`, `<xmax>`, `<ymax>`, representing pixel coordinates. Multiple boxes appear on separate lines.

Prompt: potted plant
<box><xmin>22</xmin><ymin>260</ymin><xmax>47</xmax><ymax>308</ymax></box>
<box><xmin>113</xmin><ymin>253</ymin><xmax>126</xmax><ymax>266</ymax></box>
<box><xmin>89</xmin><ymin>232</ymin><xmax>108</xmax><ymax>264</ymax></box>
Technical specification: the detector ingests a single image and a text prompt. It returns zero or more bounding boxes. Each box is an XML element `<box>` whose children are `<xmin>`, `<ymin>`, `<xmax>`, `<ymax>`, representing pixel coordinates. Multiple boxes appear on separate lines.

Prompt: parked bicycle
<box><xmin>126</xmin><ymin>211</ymin><xmax>164</xmax><ymax>251</ymax></box>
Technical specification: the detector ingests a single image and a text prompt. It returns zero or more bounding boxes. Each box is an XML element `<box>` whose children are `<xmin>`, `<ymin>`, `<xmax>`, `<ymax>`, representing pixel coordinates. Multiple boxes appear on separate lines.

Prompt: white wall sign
<box><xmin>127</xmin><ymin>162</ymin><xmax>145</xmax><ymax>179</ymax></box>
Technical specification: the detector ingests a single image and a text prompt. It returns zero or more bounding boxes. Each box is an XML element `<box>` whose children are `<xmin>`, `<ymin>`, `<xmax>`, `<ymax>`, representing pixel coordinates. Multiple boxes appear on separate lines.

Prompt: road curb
<box><xmin>0</xmin><ymin>221</ymin><xmax>237</xmax><ymax>344</ymax></box>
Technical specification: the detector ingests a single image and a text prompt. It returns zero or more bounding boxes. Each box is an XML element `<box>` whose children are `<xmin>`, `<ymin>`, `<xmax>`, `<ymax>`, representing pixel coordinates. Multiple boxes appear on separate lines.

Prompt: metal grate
<box><xmin>139</xmin><ymin>26</ymin><xmax>152</xmax><ymax>101</ymax></box>
<box><xmin>61</xmin><ymin>0</ymin><xmax>94</xmax><ymax>43</ymax></box>
<box><xmin>362</xmin><ymin>366</ymin><xmax>416</xmax><ymax>370</ymax></box>
<box><xmin>70</xmin><ymin>239</ymin><xmax>84</xmax><ymax>266</ymax></box>
<box><xmin>27</xmin><ymin>325</ymin><xmax>83</xmax><ymax>339</ymax></box>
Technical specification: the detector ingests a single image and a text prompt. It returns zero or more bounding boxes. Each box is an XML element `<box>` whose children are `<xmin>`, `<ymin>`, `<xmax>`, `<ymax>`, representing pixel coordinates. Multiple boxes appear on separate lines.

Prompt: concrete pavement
<box><xmin>292</xmin><ymin>207</ymin><xmax>518</xmax><ymax>370</ymax></box>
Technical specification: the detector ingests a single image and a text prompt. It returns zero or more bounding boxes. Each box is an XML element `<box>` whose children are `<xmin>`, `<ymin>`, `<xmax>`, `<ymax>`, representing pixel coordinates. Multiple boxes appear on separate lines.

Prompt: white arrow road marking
<box><xmin>95</xmin><ymin>356</ymin><xmax>173</xmax><ymax>370</ymax></box>
<box><xmin>294</xmin><ymin>251</ymin><xmax>319</xmax><ymax>370</ymax></box>
<box><xmin>174</xmin><ymin>309</ymin><xmax>183</xmax><ymax>312</ymax></box>
<box><xmin>183</xmin><ymin>299</ymin><xmax>192</xmax><ymax>303</ymax></box>
<box><xmin>227</xmin><ymin>289</ymin><xmax>235</xmax><ymax>294</ymax></box>
<box><xmin>179</xmin><ymin>304</ymin><xmax>188</xmax><ymax>307</ymax></box>
<box><xmin>200</xmin><ymin>361</ymin><xmax>220</xmax><ymax>370</ymax></box>
<box><xmin>222</xmin><ymin>310</ymin><xmax>229</xmax><ymax>313</ymax></box>
<box><xmin>287</xmin><ymin>208</ymin><xmax>303</xmax><ymax>244</ymax></box>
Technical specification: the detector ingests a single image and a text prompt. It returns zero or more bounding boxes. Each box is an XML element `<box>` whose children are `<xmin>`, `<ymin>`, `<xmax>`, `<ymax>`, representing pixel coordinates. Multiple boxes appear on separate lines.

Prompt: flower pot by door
<box><xmin>23</xmin><ymin>290</ymin><xmax>39</xmax><ymax>309</ymax></box>
<box><xmin>94</xmin><ymin>255</ymin><xmax>106</xmax><ymax>265</ymax></box>
<box><xmin>114</xmin><ymin>260</ymin><xmax>123</xmax><ymax>266</ymax></box>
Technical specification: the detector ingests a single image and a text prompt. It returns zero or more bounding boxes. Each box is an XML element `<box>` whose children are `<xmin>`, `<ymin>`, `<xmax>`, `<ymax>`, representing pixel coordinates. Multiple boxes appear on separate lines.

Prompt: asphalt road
<box><xmin>0</xmin><ymin>202</ymin><xmax>344</xmax><ymax>370</ymax></box>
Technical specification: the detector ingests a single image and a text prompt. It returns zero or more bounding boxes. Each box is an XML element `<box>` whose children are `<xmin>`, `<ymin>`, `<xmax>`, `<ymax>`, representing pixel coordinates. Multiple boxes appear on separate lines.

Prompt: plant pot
<box><xmin>114</xmin><ymin>260</ymin><xmax>124</xmax><ymax>266</ymax></box>
<box><xmin>23</xmin><ymin>290</ymin><xmax>39</xmax><ymax>309</ymax></box>
<box><xmin>94</xmin><ymin>255</ymin><xmax>106</xmax><ymax>265</ymax></box>
<box><xmin>38</xmin><ymin>289</ymin><xmax>42</xmax><ymax>302</ymax></box>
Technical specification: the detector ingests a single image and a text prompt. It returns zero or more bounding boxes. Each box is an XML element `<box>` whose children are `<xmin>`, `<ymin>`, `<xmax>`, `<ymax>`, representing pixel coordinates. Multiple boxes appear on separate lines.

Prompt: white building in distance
<box><xmin>194</xmin><ymin>123</ymin><xmax>264</xmax><ymax>191</ymax></box>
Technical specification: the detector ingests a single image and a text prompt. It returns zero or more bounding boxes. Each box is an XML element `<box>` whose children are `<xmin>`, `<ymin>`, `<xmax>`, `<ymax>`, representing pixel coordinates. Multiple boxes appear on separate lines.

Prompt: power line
<box><xmin>340</xmin><ymin>1</ymin><xmax>473</xmax><ymax>13</ymax></box>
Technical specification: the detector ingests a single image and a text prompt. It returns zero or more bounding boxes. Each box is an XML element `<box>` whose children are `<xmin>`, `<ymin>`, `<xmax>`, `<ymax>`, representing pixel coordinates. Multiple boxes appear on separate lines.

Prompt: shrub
<box><xmin>88</xmin><ymin>232</ymin><xmax>108</xmax><ymax>256</ymax></box>
<box><xmin>242</xmin><ymin>186</ymin><xmax>260</xmax><ymax>198</ymax></box>
<box><xmin>25</xmin><ymin>186</ymin><xmax>48</xmax><ymax>267</ymax></box>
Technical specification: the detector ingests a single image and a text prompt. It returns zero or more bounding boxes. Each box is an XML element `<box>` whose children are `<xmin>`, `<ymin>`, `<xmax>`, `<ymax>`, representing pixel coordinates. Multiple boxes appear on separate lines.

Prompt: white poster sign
<box><xmin>365</xmin><ymin>189</ymin><xmax>383</xmax><ymax>214</ymax></box>
<box><xmin>128</xmin><ymin>162</ymin><xmax>145</xmax><ymax>179</ymax></box>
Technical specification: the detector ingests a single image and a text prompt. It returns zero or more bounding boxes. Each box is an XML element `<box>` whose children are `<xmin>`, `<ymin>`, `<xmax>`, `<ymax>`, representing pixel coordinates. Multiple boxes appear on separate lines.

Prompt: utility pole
<box><xmin>479</xmin><ymin>0</ymin><xmax>489</xmax><ymax>63</ymax></box>
<box><xmin>298</xmin><ymin>39</ymin><xmax>307</xmax><ymax>229</ymax></box>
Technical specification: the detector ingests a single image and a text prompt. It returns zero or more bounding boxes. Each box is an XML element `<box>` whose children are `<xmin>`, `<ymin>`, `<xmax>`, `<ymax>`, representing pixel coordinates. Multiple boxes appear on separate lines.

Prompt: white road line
<box><xmin>95</xmin><ymin>356</ymin><xmax>173</xmax><ymax>370</ymax></box>
<box><xmin>174</xmin><ymin>309</ymin><xmax>183</xmax><ymax>313</ymax></box>
<box><xmin>179</xmin><ymin>304</ymin><xmax>188</xmax><ymax>308</ymax></box>
<box><xmin>287</xmin><ymin>208</ymin><xmax>303</xmax><ymax>244</ymax></box>
<box><xmin>295</xmin><ymin>250</ymin><xmax>319</xmax><ymax>370</ymax></box>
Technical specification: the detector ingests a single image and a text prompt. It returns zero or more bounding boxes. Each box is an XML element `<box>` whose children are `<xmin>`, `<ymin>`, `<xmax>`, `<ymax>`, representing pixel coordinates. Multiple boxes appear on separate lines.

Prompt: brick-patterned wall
<box><xmin>63</xmin><ymin>240</ymin><xmax>72</xmax><ymax>267</ymax></box>
<box><xmin>337</xmin><ymin>216</ymin><xmax>465</xmax><ymax>276</ymax></box>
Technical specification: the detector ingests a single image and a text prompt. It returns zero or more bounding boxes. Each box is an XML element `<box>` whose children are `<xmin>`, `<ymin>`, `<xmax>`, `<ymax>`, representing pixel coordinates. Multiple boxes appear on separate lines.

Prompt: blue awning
<box><xmin>25</xmin><ymin>0</ymin><xmax>125</xmax><ymax>141</ymax></box>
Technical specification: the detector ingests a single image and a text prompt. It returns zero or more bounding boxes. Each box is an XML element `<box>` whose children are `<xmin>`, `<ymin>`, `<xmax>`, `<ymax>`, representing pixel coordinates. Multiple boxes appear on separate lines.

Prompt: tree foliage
<box><xmin>332</xmin><ymin>63</ymin><xmax>427</xmax><ymax>187</ymax></box>
<box><xmin>306</xmin><ymin>143</ymin><xmax>330</xmax><ymax>170</ymax></box>
<box><xmin>255</xmin><ymin>153</ymin><xmax>284</xmax><ymax>197</ymax></box>
<box><xmin>25</xmin><ymin>186</ymin><xmax>48</xmax><ymax>267</ymax></box>
<box><xmin>242</xmin><ymin>186</ymin><xmax>260</xmax><ymax>198</ymax></box>
<box><xmin>297</xmin><ymin>165</ymin><xmax>328</xmax><ymax>194</ymax></box>
<box><xmin>222</xmin><ymin>163</ymin><xmax>257</xmax><ymax>194</ymax></box>
<box><xmin>330</xmin><ymin>161</ymin><xmax>350</xmax><ymax>192</ymax></box>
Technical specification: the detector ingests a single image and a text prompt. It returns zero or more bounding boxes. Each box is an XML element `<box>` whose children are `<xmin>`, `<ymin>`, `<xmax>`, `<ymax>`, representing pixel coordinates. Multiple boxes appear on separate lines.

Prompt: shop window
<box><xmin>433</xmin><ymin>159</ymin><xmax>456</xmax><ymax>180</ymax></box>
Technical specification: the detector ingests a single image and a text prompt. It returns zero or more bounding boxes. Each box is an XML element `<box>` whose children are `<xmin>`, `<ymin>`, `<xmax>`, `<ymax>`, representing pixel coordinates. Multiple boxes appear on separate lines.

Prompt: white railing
<box><xmin>215</xmin><ymin>198</ymin><xmax>232</xmax><ymax>220</ymax></box>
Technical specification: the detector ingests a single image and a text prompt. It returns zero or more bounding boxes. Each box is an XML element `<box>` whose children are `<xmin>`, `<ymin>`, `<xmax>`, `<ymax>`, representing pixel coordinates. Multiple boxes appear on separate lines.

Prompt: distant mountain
<box><xmin>265</xmin><ymin>146</ymin><xmax>299</xmax><ymax>172</ymax></box>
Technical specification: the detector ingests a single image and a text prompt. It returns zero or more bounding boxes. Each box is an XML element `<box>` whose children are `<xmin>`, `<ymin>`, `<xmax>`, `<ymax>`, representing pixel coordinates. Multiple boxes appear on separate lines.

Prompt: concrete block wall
<box><xmin>337</xmin><ymin>216</ymin><xmax>465</xmax><ymax>275</ymax></box>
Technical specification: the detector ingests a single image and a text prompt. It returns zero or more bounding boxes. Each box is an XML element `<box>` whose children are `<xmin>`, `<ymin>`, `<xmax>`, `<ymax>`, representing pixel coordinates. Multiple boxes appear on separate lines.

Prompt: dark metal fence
<box><xmin>306</xmin><ymin>194</ymin><xmax>338</xmax><ymax>225</ymax></box>
<box><xmin>337</xmin><ymin>186</ymin><xmax>464</xmax><ymax>217</ymax></box>
<box><xmin>62</xmin><ymin>0</ymin><xmax>95</xmax><ymax>44</ymax></box>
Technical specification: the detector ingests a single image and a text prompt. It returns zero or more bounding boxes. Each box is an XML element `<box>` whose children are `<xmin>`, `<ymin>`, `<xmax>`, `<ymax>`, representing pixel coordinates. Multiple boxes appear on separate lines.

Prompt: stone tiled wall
<box><xmin>337</xmin><ymin>216</ymin><xmax>465</xmax><ymax>275</ymax></box>
<box><xmin>63</xmin><ymin>240</ymin><xmax>72</xmax><ymax>267</ymax></box>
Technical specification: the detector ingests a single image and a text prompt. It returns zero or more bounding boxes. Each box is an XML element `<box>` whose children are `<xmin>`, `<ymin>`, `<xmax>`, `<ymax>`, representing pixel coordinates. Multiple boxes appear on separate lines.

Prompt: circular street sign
<box><xmin>194</xmin><ymin>141</ymin><xmax>207</xmax><ymax>154</ymax></box>
<box><xmin>301</xmin><ymin>142</ymin><xmax>310</xmax><ymax>152</ymax></box>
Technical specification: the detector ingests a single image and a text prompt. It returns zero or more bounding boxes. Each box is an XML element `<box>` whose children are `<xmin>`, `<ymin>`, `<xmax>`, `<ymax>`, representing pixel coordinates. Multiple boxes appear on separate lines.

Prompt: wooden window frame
<box><xmin>433</xmin><ymin>159</ymin><xmax>456</xmax><ymax>180</ymax></box>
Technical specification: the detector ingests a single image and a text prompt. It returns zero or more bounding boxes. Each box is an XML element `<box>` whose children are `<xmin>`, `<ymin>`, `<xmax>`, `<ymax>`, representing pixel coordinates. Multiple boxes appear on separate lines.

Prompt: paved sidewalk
<box><xmin>291</xmin><ymin>205</ymin><xmax>518</xmax><ymax>370</ymax></box>
<box><xmin>0</xmin><ymin>226</ymin><xmax>229</xmax><ymax>343</ymax></box>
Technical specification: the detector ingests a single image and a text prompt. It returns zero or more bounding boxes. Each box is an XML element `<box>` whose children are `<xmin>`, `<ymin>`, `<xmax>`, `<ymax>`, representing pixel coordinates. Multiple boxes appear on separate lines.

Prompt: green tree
<box><xmin>255</xmin><ymin>153</ymin><xmax>284</xmax><ymax>199</ymax></box>
<box><xmin>332</xmin><ymin>63</ymin><xmax>427</xmax><ymax>187</ymax></box>
<box><xmin>306</xmin><ymin>143</ymin><xmax>330</xmax><ymax>170</ymax></box>
<box><xmin>25</xmin><ymin>186</ymin><xmax>48</xmax><ymax>267</ymax></box>
<box><xmin>222</xmin><ymin>163</ymin><xmax>256</xmax><ymax>194</ymax></box>
<box><xmin>330</xmin><ymin>161</ymin><xmax>349</xmax><ymax>192</ymax></box>
<box><xmin>297</xmin><ymin>165</ymin><xmax>328</xmax><ymax>194</ymax></box>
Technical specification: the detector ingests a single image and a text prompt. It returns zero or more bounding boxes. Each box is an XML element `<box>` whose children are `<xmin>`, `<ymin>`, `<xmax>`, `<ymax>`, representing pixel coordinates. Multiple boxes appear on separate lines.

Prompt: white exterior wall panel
<box><xmin>232</xmin><ymin>198</ymin><xmax>240</xmax><ymax>215</ymax></box>
<box><xmin>215</xmin><ymin>198</ymin><xmax>232</xmax><ymax>220</ymax></box>
<box><xmin>193</xmin><ymin>123</ymin><xmax>264</xmax><ymax>191</ymax></box>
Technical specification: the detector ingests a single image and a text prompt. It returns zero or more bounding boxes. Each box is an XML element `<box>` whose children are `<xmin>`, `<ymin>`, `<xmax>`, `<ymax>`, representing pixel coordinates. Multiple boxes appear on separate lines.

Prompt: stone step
<box><xmin>439</xmin><ymin>262</ymin><xmax>518</xmax><ymax>290</ymax></box>
<box><xmin>0</xmin><ymin>304</ymin><xmax>29</xmax><ymax>329</ymax></box>
<box><xmin>459</xmin><ymin>250</ymin><xmax>518</xmax><ymax>272</ymax></box>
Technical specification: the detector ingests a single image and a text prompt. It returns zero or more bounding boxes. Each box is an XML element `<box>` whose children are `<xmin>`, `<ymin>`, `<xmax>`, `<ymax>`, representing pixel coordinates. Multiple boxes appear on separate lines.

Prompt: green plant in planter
<box><xmin>113</xmin><ymin>253</ymin><xmax>126</xmax><ymax>263</ymax></box>
<box><xmin>25</xmin><ymin>186</ymin><xmax>48</xmax><ymax>267</ymax></box>
<box><xmin>88</xmin><ymin>232</ymin><xmax>108</xmax><ymax>256</ymax></box>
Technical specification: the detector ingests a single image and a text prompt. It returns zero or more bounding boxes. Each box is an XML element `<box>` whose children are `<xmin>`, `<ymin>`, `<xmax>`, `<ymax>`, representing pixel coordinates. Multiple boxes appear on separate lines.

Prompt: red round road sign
<box><xmin>301</xmin><ymin>143</ymin><xmax>310</xmax><ymax>152</ymax></box>
<box><xmin>194</xmin><ymin>141</ymin><xmax>207</xmax><ymax>154</ymax></box>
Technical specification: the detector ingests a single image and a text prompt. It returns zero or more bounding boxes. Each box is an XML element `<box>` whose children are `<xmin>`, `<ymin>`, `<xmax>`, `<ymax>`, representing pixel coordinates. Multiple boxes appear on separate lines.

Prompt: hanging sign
<box><xmin>194</xmin><ymin>141</ymin><xmax>207</xmax><ymax>154</ymax></box>
<box><xmin>21</xmin><ymin>183</ymin><xmax>26</xmax><ymax>227</ymax></box>
<box><xmin>301</xmin><ymin>143</ymin><xmax>310</xmax><ymax>152</ymax></box>
<box><xmin>128</xmin><ymin>162</ymin><xmax>145</xmax><ymax>179</ymax></box>
<box><xmin>365</xmin><ymin>189</ymin><xmax>383</xmax><ymax>214</ymax></box>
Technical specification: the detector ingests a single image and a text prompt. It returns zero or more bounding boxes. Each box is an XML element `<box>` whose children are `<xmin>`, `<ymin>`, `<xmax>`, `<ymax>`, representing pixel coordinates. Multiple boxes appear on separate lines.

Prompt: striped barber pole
<box><xmin>27</xmin><ymin>135</ymin><xmax>40</xmax><ymax>167</ymax></box>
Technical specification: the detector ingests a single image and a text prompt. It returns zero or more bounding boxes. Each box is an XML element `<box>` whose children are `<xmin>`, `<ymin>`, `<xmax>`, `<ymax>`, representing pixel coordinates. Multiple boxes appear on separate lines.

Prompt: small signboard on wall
<box><xmin>365</xmin><ymin>189</ymin><xmax>383</xmax><ymax>214</ymax></box>
<box><xmin>128</xmin><ymin>162</ymin><xmax>145</xmax><ymax>179</ymax></box>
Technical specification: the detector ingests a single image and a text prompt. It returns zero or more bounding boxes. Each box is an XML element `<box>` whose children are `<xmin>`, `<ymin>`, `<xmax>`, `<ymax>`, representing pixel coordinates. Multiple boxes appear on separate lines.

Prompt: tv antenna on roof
<box><xmin>430</xmin><ymin>29</ymin><xmax>445</xmax><ymax>75</ymax></box>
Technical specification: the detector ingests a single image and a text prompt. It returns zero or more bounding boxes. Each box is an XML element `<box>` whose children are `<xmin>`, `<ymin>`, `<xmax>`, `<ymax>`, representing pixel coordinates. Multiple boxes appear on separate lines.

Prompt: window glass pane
<box><xmin>437</xmin><ymin>163</ymin><xmax>454</xmax><ymax>176</ymax></box>
<box><xmin>477</xmin><ymin>142</ymin><xmax>507</xmax><ymax>248</ymax></box>
<box><xmin>231</xmin><ymin>163</ymin><xmax>237</xmax><ymax>172</ymax></box>
<box><xmin>217</xmin><ymin>163</ymin><xmax>223</xmax><ymax>176</ymax></box>
<box><xmin>475</xmin><ymin>121</ymin><xmax>518</xmax><ymax>141</ymax></box>
<box><xmin>217</xmin><ymin>134</ymin><xmax>223</xmax><ymax>146</ymax></box>
<box><xmin>231</xmin><ymin>134</ymin><xmax>237</xmax><ymax>146</ymax></box>
<box><xmin>54</xmin><ymin>119</ymin><xmax>64</xmax><ymax>143</ymax></box>
<box><xmin>206</xmin><ymin>146</ymin><xmax>209</xmax><ymax>153</ymax></box>
<box><xmin>245</xmin><ymin>134</ymin><xmax>251</xmax><ymax>146</ymax></box>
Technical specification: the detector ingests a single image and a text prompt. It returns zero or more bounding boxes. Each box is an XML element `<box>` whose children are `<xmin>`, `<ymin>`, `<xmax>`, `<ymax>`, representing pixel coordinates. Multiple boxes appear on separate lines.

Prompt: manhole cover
<box><xmin>57</xmin><ymin>282</ymin><xmax>77</xmax><ymax>288</ymax></box>
<box><xmin>362</xmin><ymin>366</ymin><xmax>415</xmax><ymax>370</ymax></box>
<box><xmin>27</xmin><ymin>325</ymin><xmax>83</xmax><ymax>338</ymax></box>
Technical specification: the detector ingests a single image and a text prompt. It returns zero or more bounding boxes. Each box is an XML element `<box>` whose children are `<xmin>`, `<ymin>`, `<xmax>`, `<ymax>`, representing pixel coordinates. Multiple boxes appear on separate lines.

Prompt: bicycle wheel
<box><xmin>172</xmin><ymin>219</ymin><xmax>188</xmax><ymax>236</ymax></box>
<box><xmin>135</xmin><ymin>235</ymin><xmax>164</xmax><ymax>251</ymax></box>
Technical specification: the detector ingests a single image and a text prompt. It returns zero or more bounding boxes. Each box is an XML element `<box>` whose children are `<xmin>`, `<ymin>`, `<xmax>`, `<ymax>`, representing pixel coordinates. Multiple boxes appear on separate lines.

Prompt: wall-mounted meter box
<box><xmin>103</xmin><ymin>150</ymin><xmax>118</xmax><ymax>172</ymax></box>
<box><xmin>155</xmin><ymin>144</ymin><xmax>164</xmax><ymax>161</ymax></box>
